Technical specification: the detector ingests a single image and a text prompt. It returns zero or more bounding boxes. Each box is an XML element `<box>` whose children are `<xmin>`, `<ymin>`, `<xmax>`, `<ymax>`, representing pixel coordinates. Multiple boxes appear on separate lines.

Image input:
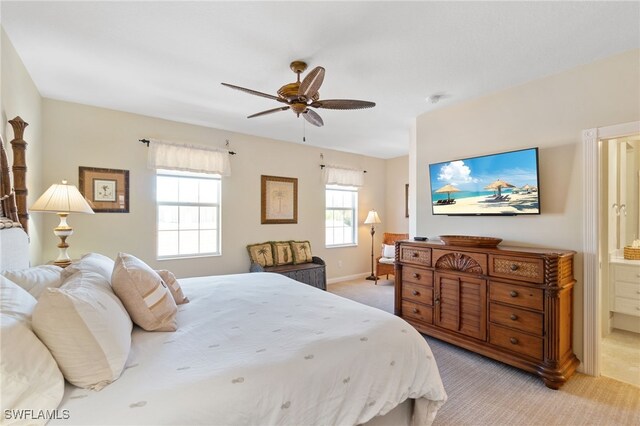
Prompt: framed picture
<box><xmin>405</xmin><ymin>183</ymin><xmax>410</xmax><ymax>218</ymax></box>
<box><xmin>261</xmin><ymin>175</ymin><xmax>298</xmax><ymax>224</ymax></box>
<box><xmin>79</xmin><ymin>167</ymin><xmax>129</xmax><ymax>213</ymax></box>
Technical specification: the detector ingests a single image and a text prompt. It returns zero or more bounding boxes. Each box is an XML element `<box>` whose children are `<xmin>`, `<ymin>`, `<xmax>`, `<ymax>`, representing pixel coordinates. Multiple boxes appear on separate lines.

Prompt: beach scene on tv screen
<box><xmin>430</xmin><ymin>149</ymin><xmax>540</xmax><ymax>215</ymax></box>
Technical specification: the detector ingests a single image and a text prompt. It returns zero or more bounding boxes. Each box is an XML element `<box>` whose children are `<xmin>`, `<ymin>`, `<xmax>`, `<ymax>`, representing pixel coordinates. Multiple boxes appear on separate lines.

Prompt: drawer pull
<box><xmin>435</xmin><ymin>298</ymin><xmax>440</xmax><ymax>305</ymax></box>
<box><xmin>412</xmin><ymin>273</ymin><xmax>420</xmax><ymax>279</ymax></box>
<box><xmin>412</xmin><ymin>308</ymin><xmax>419</xmax><ymax>314</ymax></box>
<box><xmin>510</xmin><ymin>314</ymin><xmax>518</xmax><ymax>321</ymax></box>
<box><xmin>510</xmin><ymin>264</ymin><xmax>519</xmax><ymax>271</ymax></box>
<box><xmin>509</xmin><ymin>290</ymin><xmax>519</xmax><ymax>298</ymax></box>
<box><xmin>510</xmin><ymin>337</ymin><xmax>519</xmax><ymax>345</ymax></box>
<box><xmin>412</xmin><ymin>252</ymin><xmax>419</xmax><ymax>257</ymax></box>
<box><xmin>412</xmin><ymin>290</ymin><xmax>419</xmax><ymax>296</ymax></box>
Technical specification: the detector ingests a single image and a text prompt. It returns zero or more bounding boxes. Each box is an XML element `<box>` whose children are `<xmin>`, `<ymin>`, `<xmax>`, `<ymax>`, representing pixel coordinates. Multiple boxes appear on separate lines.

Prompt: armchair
<box><xmin>375</xmin><ymin>233</ymin><xmax>409</xmax><ymax>281</ymax></box>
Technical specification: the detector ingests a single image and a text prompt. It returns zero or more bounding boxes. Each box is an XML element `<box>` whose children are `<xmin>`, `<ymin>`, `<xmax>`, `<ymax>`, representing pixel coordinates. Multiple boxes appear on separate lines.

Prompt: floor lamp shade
<box><xmin>30</xmin><ymin>180</ymin><xmax>94</xmax><ymax>266</ymax></box>
<box><xmin>364</xmin><ymin>210</ymin><xmax>381</xmax><ymax>281</ymax></box>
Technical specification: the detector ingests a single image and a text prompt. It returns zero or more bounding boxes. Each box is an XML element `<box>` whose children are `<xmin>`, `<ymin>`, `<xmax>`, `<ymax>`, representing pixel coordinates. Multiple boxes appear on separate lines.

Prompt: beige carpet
<box><xmin>329</xmin><ymin>278</ymin><xmax>640</xmax><ymax>426</ymax></box>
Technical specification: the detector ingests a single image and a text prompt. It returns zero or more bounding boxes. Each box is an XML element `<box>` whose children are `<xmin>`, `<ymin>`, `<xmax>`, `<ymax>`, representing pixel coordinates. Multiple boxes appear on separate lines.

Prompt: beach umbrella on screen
<box><xmin>435</xmin><ymin>184</ymin><xmax>461</xmax><ymax>202</ymax></box>
<box><xmin>484</xmin><ymin>179</ymin><xmax>515</xmax><ymax>197</ymax></box>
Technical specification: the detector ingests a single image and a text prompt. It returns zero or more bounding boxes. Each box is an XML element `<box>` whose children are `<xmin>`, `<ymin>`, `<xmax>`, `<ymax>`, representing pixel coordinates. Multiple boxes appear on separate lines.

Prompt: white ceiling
<box><xmin>2</xmin><ymin>1</ymin><xmax>639</xmax><ymax>159</ymax></box>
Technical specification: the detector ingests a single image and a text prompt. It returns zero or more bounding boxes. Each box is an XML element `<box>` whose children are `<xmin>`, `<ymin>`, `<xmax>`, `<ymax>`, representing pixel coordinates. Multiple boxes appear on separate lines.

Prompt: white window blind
<box><xmin>148</xmin><ymin>140</ymin><xmax>231</xmax><ymax>176</ymax></box>
<box><xmin>322</xmin><ymin>165</ymin><xmax>364</xmax><ymax>187</ymax></box>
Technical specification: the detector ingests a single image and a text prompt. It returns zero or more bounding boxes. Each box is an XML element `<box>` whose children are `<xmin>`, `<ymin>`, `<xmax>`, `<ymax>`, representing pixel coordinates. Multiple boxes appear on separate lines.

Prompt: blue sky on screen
<box><xmin>429</xmin><ymin>148</ymin><xmax>538</xmax><ymax>192</ymax></box>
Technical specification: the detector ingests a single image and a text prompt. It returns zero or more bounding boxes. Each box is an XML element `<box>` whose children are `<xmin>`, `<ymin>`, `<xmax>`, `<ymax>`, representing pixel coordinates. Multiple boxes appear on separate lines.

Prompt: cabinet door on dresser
<box><xmin>434</xmin><ymin>272</ymin><xmax>487</xmax><ymax>341</ymax></box>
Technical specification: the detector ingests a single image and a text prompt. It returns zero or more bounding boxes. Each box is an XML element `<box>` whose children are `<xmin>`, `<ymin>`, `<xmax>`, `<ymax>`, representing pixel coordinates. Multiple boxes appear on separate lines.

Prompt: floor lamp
<box><xmin>30</xmin><ymin>180</ymin><xmax>94</xmax><ymax>267</ymax></box>
<box><xmin>364</xmin><ymin>210</ymin><xmax>381</xmax><ymax>281</ymax></box>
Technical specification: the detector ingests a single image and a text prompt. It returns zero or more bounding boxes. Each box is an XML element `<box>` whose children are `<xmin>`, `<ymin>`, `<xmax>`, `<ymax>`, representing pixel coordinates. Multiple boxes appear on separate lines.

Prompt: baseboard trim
<box><xmin>327</xmin><ymin>272</ymin><xmax>371</xmax><ymax>285</ymax></box>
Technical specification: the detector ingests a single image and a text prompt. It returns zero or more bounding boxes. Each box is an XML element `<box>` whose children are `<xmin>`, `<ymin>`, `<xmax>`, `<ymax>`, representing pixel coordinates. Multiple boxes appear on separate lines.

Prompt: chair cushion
<box><xmin>379</xmin><ymin>257</ymin><xmax>395</xmax><ymax>265</ymax></box>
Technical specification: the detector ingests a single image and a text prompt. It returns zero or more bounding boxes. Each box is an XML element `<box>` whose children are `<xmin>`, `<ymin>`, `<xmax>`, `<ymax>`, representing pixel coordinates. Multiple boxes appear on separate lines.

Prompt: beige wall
<box><xmin>384</xmin><ymin>155</ymin><xmax>409</xmax><ymax>234</ymax></box>
<box><xmin>40</xmin><ymin>99</ymin><xmax>388</xmax><ymax>280</ymax></box>
<box><xmin>0</xmin><ymin>28</ymin><xmax>44</xmax><ymax>264</ymax></box>
<box><xmin>413</xmin><ymin>49</ymin><xmax>640</xmax><ymax>362</ymax></box>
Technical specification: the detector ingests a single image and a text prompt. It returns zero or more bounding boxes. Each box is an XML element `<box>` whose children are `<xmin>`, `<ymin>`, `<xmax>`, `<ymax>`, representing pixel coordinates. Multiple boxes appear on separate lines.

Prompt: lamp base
<box><xmin>53</xmin><ymin>259</ymin><xmax>72</xmax><ymax>268</ymax></box>
<box><xmin>365</xmin><ymin>275</ymin><xmax>378</xmax><ymax>281</ymax></box>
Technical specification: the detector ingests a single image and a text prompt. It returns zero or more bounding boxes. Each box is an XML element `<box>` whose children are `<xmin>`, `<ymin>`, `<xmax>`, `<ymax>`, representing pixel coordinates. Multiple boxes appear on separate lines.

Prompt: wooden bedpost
<box><xmin>9</xmin><ymin>116</ymin><xmax>29</xmax><ymax>234</ymax></box>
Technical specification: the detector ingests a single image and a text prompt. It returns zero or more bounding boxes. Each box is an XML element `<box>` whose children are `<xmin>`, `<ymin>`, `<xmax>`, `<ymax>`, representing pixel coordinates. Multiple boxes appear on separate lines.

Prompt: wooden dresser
<box><xmin>394</xmin><ymin>240</ymin><xmax>579</xmax><ymax>389</ymax></box>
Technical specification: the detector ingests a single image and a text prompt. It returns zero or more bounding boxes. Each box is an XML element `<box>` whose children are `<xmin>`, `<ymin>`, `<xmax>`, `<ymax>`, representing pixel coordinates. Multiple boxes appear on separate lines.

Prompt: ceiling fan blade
<box><xmin>247</xmin><ymin>106</ymin><xmax>290</xmax><ymax>118</ymax></box>
<box><xmin>221</xmin><ymin>83</ymin><xmax>287</xmax><ymax>103</ymax></box>
<box><xmin>311</xmin><ymin>99</ymin><xmax>376</xmax><ymax>110</ymax></box>
<box><xmin>302</xmin><ymin>109</ymin><xmax>324</xmax><ymax>127</ymax></box>
<box><xmin>298</xmin><ymin>66</ymin><xmax>325</xmax><ymax>99</ymax></box>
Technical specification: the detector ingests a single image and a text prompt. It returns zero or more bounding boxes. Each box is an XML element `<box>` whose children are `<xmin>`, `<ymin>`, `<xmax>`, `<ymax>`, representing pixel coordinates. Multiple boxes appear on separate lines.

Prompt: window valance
<box><xmin>147</xmin><ymin>140</ymin><xmax>231</xmax><ymax>176</ymax></box>
<box><xmin>322</xmin><ymin>165</ymin><xmax>364</xmax><ymax>187</ymax></box>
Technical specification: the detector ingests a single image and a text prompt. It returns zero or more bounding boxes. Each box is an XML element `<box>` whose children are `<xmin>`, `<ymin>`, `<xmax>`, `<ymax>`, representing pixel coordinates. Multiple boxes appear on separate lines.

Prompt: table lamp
<box><xmin>30</xmin><ymin>180</ymin><xmax>94</xmax><ymax>266</ymax></box>
<box><xmin>364</xmin><ymin>210</ymin><xmax>381</xmax><ymax>281</ymax></box>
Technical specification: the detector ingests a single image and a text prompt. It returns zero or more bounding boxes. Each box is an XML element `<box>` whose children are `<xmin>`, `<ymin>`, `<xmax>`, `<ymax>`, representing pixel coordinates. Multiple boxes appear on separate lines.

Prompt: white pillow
<box><xmin>382</xmin><ymin>244</ymin><xmax>396</xmax><ymax>258</ymax></box>
<box><xmin>2</xmin><ymin>265</ymin><xmax>65</xmax><ymax>299</ymax></box>
<box><xmin>0</xmin><ymin>276</ymin><xmax>37</xmax><ymax>325</ymax></box>
<box><xmin>32</xmin><ymin>271</ymin><xmax>132</xmax><ymax>391</ymax></box>
<box><xmin>63</xmin><ymin>252</ymin><xmax>115</xmax><ymax>282</ymax></box>
<box><xmin>0</xmin><ymin>315</ymin><xmax>64</xmax><ymax>423</ymax></box>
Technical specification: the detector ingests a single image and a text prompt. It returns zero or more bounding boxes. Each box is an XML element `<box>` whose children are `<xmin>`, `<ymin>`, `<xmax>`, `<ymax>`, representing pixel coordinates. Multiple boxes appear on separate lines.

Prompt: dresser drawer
<box><xmin>489</xmin><ymin>255</ymin><xmax>544</xmax><ymax>284</ymax></box>
<box><xmin>489</xmin><ymin>281</ymin><xmax>544</xmax><ymax>311</ymax></box>
<box><xmin>614</xmin><ymin>297</ymin><xmax>640</xmax><ymax>317</ymax></box>
<box><xmin>615</xmin><ymin>282</ymin><xmax>640</xmax><ymax>300</ymax></box>
<box><xmin>400</xmin><ymin>246</ymin><xmax>431</xmax><ymax>266</ymax></box>
<box><xmin>402</xmin><ymin>267</ymin><xmax>433</xmax><ymax>286</ymax></box>
<box><xmin>489</xmin><ymin>323</ymin><xmax>543</xmax><ymax>360</ymax></box>
<box><xmin>489</xmin><ymin>302</ymin><xmax>543</xmax><ymax>335</ymax></box>
<box><xmin>613</xmin><ymin>264</ymin><xmax>640</xmax><ymax>282</ymax></box>
<box><xmin>402</xmin><ymin>300</ymin><xmax>433</xmax><ymax>324</ymax></box>
<box><xmin>402</xmin><ymin>282</ymin><xmax>433</xmax><ymax>306</ymax></box>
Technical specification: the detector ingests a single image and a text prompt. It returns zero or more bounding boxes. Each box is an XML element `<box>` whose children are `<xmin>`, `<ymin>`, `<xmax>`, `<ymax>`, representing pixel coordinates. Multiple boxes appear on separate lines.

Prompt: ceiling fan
<box><xmin>221</xmin><ymin>61</ymin><xmax>375</xmax><ymax>127</ymax></box>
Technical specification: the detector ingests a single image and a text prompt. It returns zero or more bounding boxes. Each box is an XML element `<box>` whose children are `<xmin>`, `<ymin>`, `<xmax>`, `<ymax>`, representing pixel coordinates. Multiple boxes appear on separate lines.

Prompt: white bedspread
<box><xmin>54</xmin><ymin>273</ymin><xmax>446</xmax><ymax>425</ymax></box>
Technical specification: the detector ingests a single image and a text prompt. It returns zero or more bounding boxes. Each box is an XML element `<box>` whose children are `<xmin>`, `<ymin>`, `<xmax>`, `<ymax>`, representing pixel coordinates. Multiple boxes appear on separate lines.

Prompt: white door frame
<box><xmin>582</xmin><ymin>121</ymin><xmax>640</xmax><ymax>376</ymax></box>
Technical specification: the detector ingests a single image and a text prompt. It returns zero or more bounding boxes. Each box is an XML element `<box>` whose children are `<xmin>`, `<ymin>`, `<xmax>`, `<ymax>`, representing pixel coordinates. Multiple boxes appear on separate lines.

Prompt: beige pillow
<box><xmin>2</xmin><ymin>265</ymin><xmax>65</xmax><ymax>299</ymax></box>
<box><xmin>112</xmin><ymin>253</ymin><xmax>177</xmax><ymax>331</ymax></box>
<box><xmin>247</xmin><ymin>242</ymin><xmax>274</xmax><ymax>267</ymax></box>
<box><xmin>290</xmin><ymin>240</ymin><xmax>313</xmax><ymax>264</ymax></box>
<box><xmin>32</xmin><ymin>271</ymin><xmax>132</xmax><ymax>390</ymax></box>
<box><xmin>0</xmin><ymin>276</ymin><xmax>37</xmax><ymax>325</ymax></box>
<box><xmin>155</xmin><ymin>270</ymin><xmax>189</xmax><ymax>305</ymax></box>
<box><xmin>272</xmin><ymin>241</ymin><xmax>294</xmax><ymax>265</ymax></box>
<box><xmin>1</xmin><ymin>315</ymin><xmax>64</xmax><ymax>421</ymax></box>
<box><xmin>63</xmin><ymin>252</ymin><xmax>115</xmax><ymax>282</ymax></box>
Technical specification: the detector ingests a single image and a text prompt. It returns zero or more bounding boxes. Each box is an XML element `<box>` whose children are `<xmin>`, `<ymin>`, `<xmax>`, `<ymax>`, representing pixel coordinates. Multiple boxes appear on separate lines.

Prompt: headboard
<box><xmin>0</xmin><ymin>117</ymin><xmax>30</xmax><ymax>271</ymax></box>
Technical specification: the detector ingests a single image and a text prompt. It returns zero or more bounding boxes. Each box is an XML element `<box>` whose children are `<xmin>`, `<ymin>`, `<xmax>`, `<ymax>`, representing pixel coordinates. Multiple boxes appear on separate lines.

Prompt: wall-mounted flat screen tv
<box><xmin>429</xmin><ymin>147</ymin><xmax>540</xmax><ymax>216</ymax></box>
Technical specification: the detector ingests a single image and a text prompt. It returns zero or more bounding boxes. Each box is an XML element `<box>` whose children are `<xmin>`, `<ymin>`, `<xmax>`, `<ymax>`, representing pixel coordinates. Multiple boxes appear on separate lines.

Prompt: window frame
<box><xmin>325</xmin><ymin>184</ymin><xmax>358</xmax><ymax>248</ymax></box>
<box><xmin>155</xmin><ymin>169</ymin><xmax>222</xmax><ymax>260</ymax></box>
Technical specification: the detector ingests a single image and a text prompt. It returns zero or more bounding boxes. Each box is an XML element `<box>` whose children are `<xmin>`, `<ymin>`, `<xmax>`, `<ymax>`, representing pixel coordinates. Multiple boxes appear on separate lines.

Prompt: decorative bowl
<box><xmin>439</xmin><ymin>235</ymin><xmax>502</xmax><ymax>248</ymax></box>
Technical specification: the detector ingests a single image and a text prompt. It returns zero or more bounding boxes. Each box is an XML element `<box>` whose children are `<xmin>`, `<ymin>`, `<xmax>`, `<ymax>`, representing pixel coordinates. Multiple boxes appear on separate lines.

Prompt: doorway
<box><xmin>582</xmin><ymin>121</ymin><xmax>640</xmax><ymax>383</ymax></box>
<box><xmin>600</xmin><ymin>134</ymin><xmax>640</xmax><ymax>387</ymax></box>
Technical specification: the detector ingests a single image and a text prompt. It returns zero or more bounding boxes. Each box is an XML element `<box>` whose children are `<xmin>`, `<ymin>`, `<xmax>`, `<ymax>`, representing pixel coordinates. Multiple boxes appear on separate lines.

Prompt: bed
<box><xmin>0</xmin><ymin>122</ymin><xmax>446</xmax><ymax>425</ymax></box>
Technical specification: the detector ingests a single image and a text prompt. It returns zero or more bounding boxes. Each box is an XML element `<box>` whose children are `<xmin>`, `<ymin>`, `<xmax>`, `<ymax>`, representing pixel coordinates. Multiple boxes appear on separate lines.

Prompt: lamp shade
<box><xmin>364</xmin><ymin>210</ymin><xmax>381</xmax><ymax>225</ymax></box>
<box><xmin>30</xmin><ymin>180</ymin><xmax>94</xmax><ymax>214</ymax></box>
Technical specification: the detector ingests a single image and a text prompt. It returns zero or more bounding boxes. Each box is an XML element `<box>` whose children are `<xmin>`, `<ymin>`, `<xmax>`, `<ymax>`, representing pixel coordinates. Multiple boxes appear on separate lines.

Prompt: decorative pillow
<box><xmin>272</xmin><ymin>241</ymin><xmax>294</xmax><ymax>265</ymax></box>
<box><xmin>2</xmin><ymin>265</ymin><xmax>65</xmax><ymax>299</ymax></box>
<box><xmin>32</xmin><ymin>271</ymin><xmax>132</xmax><ymax>391</ymax></box>
<box><xmin>155</xmin><ymin>270</ymin><xmax>189</xmax><ymax>305</ymax></box>
<box><xmin>1</xmin><ymin>315</ymin><xmax>64</xmax><ymax>421</ymax></box>
<box><xmin>382</xmin><ymin>244</ymin><xmax>396</xmax><ymax>258</ymax></box>
<box><xmin>247</xmin><ymin>242</ymin><xmax>275</xmax><ymax>267</ymax></box>
<box><xmin>63</xmin><ymin>252</ymin><xmax>115</xmax><ymax>282</ymax></box>
<box><xmin>0</xmin><ymin>276</ymin><xmax>37</xmax><ymax>325</ymax></box>
<box><xmin>111</xmin><ymin>253</ymin><xmax>177</xmax><ymax>332</ymax></box>
<box><xmin>290</xmin><ymin>240</ymin><xmax>313</xmax><ymax>264</ymax></box>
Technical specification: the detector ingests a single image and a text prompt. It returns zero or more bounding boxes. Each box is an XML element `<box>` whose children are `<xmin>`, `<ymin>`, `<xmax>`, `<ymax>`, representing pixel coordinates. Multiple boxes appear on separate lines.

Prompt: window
<box><xmin>325</xmin><ymin>185</ymin><xmax>358</xmax><ymax>247</ymax></box>
<box><xmin>156</xmin><ymin>169</ymin><xmax>221</xmax><ymax>258</ymax></box>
